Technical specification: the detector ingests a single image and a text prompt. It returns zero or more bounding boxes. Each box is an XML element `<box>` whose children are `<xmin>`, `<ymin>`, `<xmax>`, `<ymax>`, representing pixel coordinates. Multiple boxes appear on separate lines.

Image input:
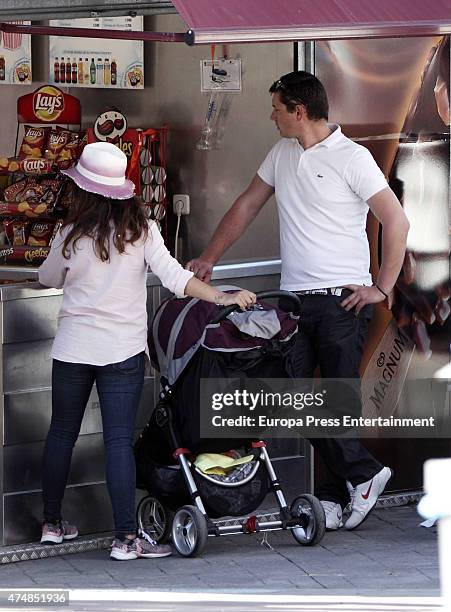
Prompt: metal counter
<box><xmin>0</xmin><ymin>260</ymin><xmax>311</xmax><ymax>546</ymax></box>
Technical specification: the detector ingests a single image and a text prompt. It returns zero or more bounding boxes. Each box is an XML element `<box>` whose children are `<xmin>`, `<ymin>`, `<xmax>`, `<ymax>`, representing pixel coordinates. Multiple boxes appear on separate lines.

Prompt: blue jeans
<box><xmin>42</xmin><ymin>352</ymin><xmax>145</xmax><ymax>537</ymax></box>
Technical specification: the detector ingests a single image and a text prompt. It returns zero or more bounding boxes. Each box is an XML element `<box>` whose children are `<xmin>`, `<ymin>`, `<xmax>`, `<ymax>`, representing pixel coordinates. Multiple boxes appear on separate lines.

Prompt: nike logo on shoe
<box><xmin>361</xmin><ymin>481</ymin><xmax>373</xmax><ymax>500</ymax></box>
<box><xmin>345</xmin><ymin>466</ymin><xmax>393</xmax><ymax>531</ymax></box>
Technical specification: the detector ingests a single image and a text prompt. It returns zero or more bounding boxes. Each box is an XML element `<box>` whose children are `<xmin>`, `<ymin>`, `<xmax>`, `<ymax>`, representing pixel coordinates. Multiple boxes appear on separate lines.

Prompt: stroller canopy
<box><xmin>149</xmin><ymin>286</ymin><xmax>299</xmax><ymax>385</ymax></box>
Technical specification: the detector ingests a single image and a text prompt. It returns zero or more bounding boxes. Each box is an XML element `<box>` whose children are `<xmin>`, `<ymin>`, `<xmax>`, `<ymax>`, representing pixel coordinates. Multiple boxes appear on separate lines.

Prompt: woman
<box><xmin>38</xmin><ymin>141</ymin><xmax>256</xmax><ymax>561</ymax></box>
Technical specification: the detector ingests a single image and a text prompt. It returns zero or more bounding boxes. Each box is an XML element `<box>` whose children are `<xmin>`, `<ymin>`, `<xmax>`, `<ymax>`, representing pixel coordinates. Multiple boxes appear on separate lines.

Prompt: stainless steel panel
<box><xmin>4</xmin><ymin>390</ymin><xmax>52</xmax><ymax>446</ymax></box>
<box><xmin>212</xmin><ymin>274</ymin><xmax>281</xmax><ymax>293</ymax></box>
<box><xmin>2</xmin><ymin>340</ymin><xmax>53</xmax><ymax>393</ymax></box>
<box><xmin>0</xmin><ymin>348</ymin><xmax>3</xmax><ymax>548</ymax></box>
<box><xmin>0</xmin><ymin>261</ymin><xmax>283</xmax><ymax>290</ymax></box>
<box><xmin>3</xmin><ymin>378</ymin><xmax>154</xmax><ymax>445</ymax></box>
<box><xmin>4</xmin><ymin>435</ymin><xmax>106</xmax><ymax>493</ymax></box>
<box><xmin>190</xmin><ymin>25</ymin><xmax>451</xmax><ymax>45</ymax></box>
<box><xmin>5</xmin><ymin>409</ymin><xmax>154</xmax><ymax>494</ymax></box>
<box><xmin>211</xmin><ymin>260</ymin><xmax>281</xmax><ymax>280</ymax></box>
<box><xmin>3</xmin><ymin>484</ymin><xmax>114</xmax><ymax>546</ymax></box>
<box><xmin>0</xmin><ymin>283</ymin><xmax>62</xmax><ymax>300</ymax></box>
<box><xmin>3</xmin><ymin>296</ymin><xmax>62</xmax><ymax>344</ymax></box>
<box><xmin>0</xmin><ymin>264</ymin><xmax>310</xmax><ymax>547</ymax></box>
<box><xmin>0</xmin><ymin>276</ymin><xmax>162</xmax><ymax>300</ymax></box>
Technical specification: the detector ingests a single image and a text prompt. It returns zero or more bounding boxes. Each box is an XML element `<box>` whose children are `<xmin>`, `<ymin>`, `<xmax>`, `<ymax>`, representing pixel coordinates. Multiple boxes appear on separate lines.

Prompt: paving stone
<box><xmin>0</xmin><ymin>506</ymin><xmax>440</xmax><ymax>597</ymax></box>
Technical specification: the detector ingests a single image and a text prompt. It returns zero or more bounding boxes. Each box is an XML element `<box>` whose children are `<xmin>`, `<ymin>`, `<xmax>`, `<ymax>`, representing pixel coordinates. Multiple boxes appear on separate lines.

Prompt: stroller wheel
<box><xmin>290</xmin><ymin>494</ymin><xmax>326</xmax><ymax>546</ymax></box>
<box><xmin>172</xmin><ymin>505</ymin><xmax>208</xmax><ymax>557</ymax></box>
<box><xmin>136</xmin><ymin>496</ymin><xmax>173</xmax><ymax>543</ymax></box>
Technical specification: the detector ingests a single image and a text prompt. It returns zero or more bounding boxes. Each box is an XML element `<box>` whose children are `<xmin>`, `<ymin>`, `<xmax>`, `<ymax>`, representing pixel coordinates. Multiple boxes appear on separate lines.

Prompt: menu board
<box><xmin>0</xmin><ymin>21</ymin><xmax>32</xmax><ymax>85</ymax></box>
<box><xmin>49</xmin><ymin>17</ymin><xmax>144</xmax><ymax>89</ymax></box>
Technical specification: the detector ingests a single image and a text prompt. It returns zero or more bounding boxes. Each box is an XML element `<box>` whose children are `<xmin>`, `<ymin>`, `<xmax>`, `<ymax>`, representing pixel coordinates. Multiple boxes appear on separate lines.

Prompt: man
<box><xmin>187</xmin><ymin>71</ymin><xmax>410</xmax><ymax>531</ymax></box>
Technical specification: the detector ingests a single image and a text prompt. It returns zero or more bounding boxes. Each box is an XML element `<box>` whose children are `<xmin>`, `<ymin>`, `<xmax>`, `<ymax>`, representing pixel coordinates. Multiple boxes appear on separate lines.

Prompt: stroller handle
<box><xmin>210</xmin><ymin>290</ymin><xmax>301</xmax><ymax>324</ymax></box>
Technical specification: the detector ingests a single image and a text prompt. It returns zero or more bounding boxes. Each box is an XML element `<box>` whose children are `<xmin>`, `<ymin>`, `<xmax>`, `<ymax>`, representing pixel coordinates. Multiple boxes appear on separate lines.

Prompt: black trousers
<box><xmin>285</xmin><ymin>291</ymin><xmax>383</xmax><ymax>509</ymax></box>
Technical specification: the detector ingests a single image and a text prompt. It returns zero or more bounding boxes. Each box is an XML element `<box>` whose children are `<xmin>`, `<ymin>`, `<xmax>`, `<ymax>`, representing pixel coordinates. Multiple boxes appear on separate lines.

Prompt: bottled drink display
<box><xmin>53</xmin><ymin>57</ymin><xmax>59</xmax><ymax>83</ymax></box>
<box><xmin>49</xmin><ymin>50</ymin><xmax>139</xmax><ymax>88</ymax></box>
<box><xmin>60</xmin><ymin>57</ymin><xmax>65</xmax><ymax>84</ymax></box>
<box><xmin>96</xmin><ymin>58</ymin><xmax>103</xmax><ymax>85</ymax></box>
<box><xmin>90</xmin><ymin>58</ymin><xmax>96</xmax><ymax>84</ymax></box>
<box><xmin>104</xmin><ymin>58</ymin><xmax>110</xmax><ymax>85</ymax></box>
<box><xmin>78</xmin><ymin>58</ymin><xmax>83</xmax><ymax>83</ymax></box>
<box><xmin>111</xmin><ymin>59</ymin><xmax>117</xmax><ymax>85</ymax></box>
<box><xmin>71</xmin><ymin>59</ymin><xmax>77</xmax><ymax>84</ymax></box>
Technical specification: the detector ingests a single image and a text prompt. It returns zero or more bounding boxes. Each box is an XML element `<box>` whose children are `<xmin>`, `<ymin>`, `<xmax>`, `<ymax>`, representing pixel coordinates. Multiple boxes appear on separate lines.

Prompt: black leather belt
<box><xmin>295</xmin><ymin>287</ymin><xmax>344</xmax><ymax>296</ymax></box>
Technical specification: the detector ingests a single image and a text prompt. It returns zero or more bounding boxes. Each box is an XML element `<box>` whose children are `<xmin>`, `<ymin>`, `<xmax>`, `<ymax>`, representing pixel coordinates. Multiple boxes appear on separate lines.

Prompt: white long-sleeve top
<box><xmin>38</xmin><ymin>221</ymin><xmax>194</xmax><ymax>365</ymax></box>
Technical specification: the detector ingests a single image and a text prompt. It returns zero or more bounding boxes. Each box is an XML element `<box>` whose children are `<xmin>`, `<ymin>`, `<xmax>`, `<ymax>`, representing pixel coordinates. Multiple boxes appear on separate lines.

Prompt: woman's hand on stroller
<box><xmin>218</xmin><ymin>290</ymin><xmax>257</xmax><ymax>310</ymax></box>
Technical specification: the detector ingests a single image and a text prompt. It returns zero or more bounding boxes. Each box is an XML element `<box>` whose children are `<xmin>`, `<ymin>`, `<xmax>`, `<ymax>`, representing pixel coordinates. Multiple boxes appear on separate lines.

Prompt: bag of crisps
<box><xmin>18</xmin><ymin>125</ymin><xmax>51</xmax><ymax>159</ymax></box>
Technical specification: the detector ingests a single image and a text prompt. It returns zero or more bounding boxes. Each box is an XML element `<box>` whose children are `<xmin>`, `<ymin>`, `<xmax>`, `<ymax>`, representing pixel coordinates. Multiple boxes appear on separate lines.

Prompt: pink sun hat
<box><xmin>61</xmin><ymin>141</ymin><xmax>135</xmax><ymax>200</ymax></box>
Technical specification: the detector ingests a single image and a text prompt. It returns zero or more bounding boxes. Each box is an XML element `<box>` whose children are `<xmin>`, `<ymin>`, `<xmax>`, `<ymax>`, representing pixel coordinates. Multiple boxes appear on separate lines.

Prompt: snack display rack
<box><xmin>0</xmin><ymin>86</ymin><xmax>169</xmax><ymax>279</ymax></box>
<box><xmin>0</xmin><ymin>85</ymin><xmax>82</xmax><ymax>273</ymax></box>
<box><xmin>85</xmin><ymin>108</ymin><xmax>168</xmax><ymax>235</ymax></box>
<box><xmin>135</xmin><ymin>126</ymin><xmax>168</xmax><ymax>236</ymax></box>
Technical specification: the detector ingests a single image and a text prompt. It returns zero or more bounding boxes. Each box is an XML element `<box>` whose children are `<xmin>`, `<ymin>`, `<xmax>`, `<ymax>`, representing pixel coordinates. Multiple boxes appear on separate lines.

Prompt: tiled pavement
<box><xmin>0</xmin><ymin>505</ymin><xmax>440</xmax><ymax>597</ymax></box>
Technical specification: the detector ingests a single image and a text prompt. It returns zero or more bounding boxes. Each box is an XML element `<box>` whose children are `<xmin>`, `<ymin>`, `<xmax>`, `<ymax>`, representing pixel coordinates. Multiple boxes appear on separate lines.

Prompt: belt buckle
<box><xmin>330</xmin><ymin>287</ymin><xmax>343</xmax><ymax>296</ymax></box>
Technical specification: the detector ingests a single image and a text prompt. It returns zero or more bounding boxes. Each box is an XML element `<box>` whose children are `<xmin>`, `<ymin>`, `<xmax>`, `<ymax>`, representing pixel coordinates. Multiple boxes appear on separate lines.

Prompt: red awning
<box><xmin>172</xmin><ymin>0</ymin><xmax>451</xmax><ymax>44</ymax></box>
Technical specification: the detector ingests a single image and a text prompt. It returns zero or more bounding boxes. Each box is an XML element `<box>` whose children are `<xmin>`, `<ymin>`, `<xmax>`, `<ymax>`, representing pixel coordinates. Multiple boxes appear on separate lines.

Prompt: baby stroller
<box><xmin>135</xmin><ymin>289</ymin><xmax>326</xmax><ymax>557</ymax></box>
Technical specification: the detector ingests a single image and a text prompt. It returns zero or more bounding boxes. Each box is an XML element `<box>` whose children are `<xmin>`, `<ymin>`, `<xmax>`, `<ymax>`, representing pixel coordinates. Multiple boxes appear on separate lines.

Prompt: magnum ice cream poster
<box><xmin>49</xmin><ymin>17</ymin><xmax>144</xmax><ymax>90</ymax></box>
<box><xmin>0</xmin><ymin>21</ymin><xmax>32</xmax><ymax>85</ymax></box>
<box><xmin>316</xmin><ymin>37</ymin><xmax>450</xmax><ymax>432</ymax></box>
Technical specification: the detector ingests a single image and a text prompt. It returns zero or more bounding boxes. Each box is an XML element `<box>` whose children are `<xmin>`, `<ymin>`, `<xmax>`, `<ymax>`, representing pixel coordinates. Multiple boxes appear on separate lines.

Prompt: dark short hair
<box><xmin>269</xmin><ymin>71</ymin><xmax>329</xmax><ymax>120</ymax></box>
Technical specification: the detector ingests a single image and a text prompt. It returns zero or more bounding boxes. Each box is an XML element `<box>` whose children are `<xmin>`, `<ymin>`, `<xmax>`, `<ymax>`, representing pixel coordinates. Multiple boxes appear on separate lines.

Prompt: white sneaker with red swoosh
<box><xmin>345</xmin><ymin>466</ymin><xmax>393</xmax><ymax>530</ymax></box>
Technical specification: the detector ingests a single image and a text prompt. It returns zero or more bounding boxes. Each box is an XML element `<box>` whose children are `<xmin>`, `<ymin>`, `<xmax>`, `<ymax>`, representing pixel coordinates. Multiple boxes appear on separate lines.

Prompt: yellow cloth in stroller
<box><xmin>194</xmin><ymin>453</ymin><xmax>254</xmax><ymax>476</ymax></box>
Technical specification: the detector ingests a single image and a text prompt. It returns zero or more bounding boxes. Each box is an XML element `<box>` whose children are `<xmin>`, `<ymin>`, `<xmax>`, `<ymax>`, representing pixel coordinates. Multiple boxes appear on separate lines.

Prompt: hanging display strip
<box><xmin>138</xmin><ymin>127</ymin><xmax>168</xmax><ymax>236</ymax></box>
<box><xmin>0</xmin><ymin>20</ymin><xmax>32</xmax><ymax>85</ymax></box>
<box><xmin>49</xmin><ymin>16</ymin><xmax>144</xmax><ymax>89</ymax></box>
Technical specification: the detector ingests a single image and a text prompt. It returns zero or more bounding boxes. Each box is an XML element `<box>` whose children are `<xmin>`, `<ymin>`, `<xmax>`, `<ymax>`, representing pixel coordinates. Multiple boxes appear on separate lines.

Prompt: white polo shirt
<box><xmin>257</xmin><ymin>125</ymin><xmax>388</xmax><ymax>291</ymax></box>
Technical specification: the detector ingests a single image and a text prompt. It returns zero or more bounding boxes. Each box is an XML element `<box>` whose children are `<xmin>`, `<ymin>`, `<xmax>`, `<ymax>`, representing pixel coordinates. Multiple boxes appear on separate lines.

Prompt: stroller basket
<box><xmin>138</xmin><ymin>455</ymin><xmax>268</xmax><ymax>519</ymax></box>
<box><xmin>135</xmin><ymin>406</ymin><xmax>269</xmax><ymax>518</ymax></box>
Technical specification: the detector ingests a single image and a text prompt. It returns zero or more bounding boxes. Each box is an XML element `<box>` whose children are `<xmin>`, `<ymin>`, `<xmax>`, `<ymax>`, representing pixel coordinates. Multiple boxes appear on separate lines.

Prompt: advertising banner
<box><xmin>316</xmin><ymin>36</ymin><xmax>450</xmax><ymax>416</ymax></box>
<box><xmin>316</xmin><ymin>36</ymin><xmax>451</xmax><ymax>487</ymax></box>
<box><xmin>17</xmin><ymin>86</ymin><xmax>81</xmax><ymax>125</ymax></box>
<box><xmin>0</xmin><ymin>21</ymin><xmax>32</xmax><ymax>85</ymax></box>
<box><xmin>49</xmin><ymin>17</ymin><xmax>144</xmax><ymax>89</ymax></box>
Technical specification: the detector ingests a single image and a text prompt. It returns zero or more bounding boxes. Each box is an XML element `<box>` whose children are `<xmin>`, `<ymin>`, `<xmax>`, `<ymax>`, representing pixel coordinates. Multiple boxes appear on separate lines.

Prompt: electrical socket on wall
<box><xmin>173</xmin><ymin>194</ymin><xmax>190</xmax><ymax>215</ymax></box>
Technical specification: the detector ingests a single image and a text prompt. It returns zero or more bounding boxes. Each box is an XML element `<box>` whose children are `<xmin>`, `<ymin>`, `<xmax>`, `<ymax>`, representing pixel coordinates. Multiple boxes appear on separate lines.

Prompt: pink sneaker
<box><xmin>110</xmin><ymin>538</ymin><xmax>137</xmax><ymax>561</ymax></box>
<box><xmin>110</xmin><ymin>532</ymin><xmax>172</xmax><ymax>561</ymax></box>
<box><xmin>130</xmin><ymin>533</ymin><xmax>172</xmax><ymax>559</ymax></box>
<box><xmin>41</xmin><ymin>520</ymin><xmax>78</xmax><ymax>545</ymax></box>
